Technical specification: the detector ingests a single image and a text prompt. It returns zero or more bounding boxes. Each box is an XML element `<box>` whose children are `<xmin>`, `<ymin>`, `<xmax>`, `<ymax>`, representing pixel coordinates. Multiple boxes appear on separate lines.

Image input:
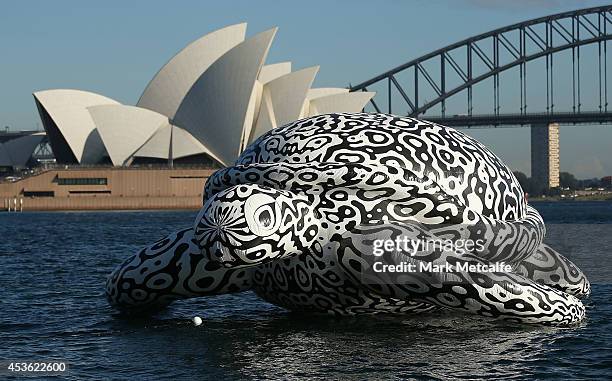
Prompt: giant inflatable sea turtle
<box><xmin>106</xmin><ymin>113</ymin><xmax>590</xmax><ymax>325</ymax></box>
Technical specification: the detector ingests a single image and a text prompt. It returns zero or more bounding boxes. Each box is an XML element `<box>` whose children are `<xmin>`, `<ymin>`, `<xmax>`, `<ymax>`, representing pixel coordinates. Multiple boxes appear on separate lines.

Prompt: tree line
<box><xmin>512</xmin><ymin>171</ymin><xmax>612</xmax><ymax>196</ymax></box>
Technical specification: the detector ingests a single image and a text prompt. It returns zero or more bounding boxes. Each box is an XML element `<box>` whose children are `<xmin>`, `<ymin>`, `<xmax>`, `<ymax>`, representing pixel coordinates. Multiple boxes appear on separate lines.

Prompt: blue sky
<box><xmin>1</xmin><ymin>0</ymin><xmax>611</xmax><ymax>178</ymax></box>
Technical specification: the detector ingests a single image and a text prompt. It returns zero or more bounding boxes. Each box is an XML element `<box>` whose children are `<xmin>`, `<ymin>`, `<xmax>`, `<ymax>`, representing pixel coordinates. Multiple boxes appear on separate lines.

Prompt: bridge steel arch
<box><xmin>350</xmin><ymin>5</ymin><xmax>612</xmax><ymax>123</ymax></box>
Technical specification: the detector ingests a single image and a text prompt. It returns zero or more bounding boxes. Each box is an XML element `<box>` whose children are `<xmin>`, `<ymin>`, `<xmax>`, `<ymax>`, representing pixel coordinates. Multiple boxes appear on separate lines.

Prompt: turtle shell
<box><xmin>238</xmin><ymin>113</ymin><xmax>526</xmax><ymax>221</ymax></box>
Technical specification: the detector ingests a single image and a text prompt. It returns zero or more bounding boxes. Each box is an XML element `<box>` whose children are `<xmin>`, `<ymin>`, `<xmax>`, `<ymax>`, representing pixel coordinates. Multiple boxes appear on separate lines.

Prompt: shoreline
<box><xmin>529</xmin><ymin>196</ymin><xmax>612</xmax><ymax>202</ymax></box>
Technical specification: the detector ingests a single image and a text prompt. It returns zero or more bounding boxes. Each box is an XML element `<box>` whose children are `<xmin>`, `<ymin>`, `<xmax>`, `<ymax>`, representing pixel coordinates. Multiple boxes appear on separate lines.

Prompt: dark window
<box><xmin>57</xmin><ymin>177</ymin><xmax>107</xmax><ymax>185</ymax></box>
<box><xmin>68</xmin><ymin>190</ymin><xmax>111</xmax><ymax>194</ymax></box>
<box><xmin>23</xmin><ymin>191</ymin><xmax>54</xmax><ymax>197</ymax></box>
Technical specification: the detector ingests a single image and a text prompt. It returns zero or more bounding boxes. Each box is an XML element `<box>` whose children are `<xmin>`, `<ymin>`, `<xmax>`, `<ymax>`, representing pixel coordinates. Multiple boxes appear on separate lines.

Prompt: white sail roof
<box><xmin>171</xmin><ymin>126</ymin><xmax>217</xmax><ymax>159</ymax></box>
<box><xmin>258</xmin><ymin>62</ymin><xmax>292</xmax><ymax>84</ymax></box>
<box><xmin>133</xmin><ymin>124</ymin><xmax>222</xmax><ymax>163</ymax></box>
<box><xmin>88</xmin><ymin>105</ymin><xmax>170</xmax><ymax>166</ymax></box>
<box><xmin>307</xmin><ymin>91</ymin><xmax>375</xmax><ymax>116</ymax></box>
<box><xmin>33</xmin><ymin>89</ymin><xmax>120</xmax><ymax>163</ymax></box>
<box><xmin>299</xmin><ymin>88</ymin><xmax>349</xmax><ymax>117</ymax></box>
<box><xmin>249</xmin><ymin>66</ymin><xmax>319</xmax><ymax>143</ymax></box>
<box><xmin>137</xmin><ymin>23</ymin><xmax>247</xmax><ymax>119</ymax></box>
<box><xmin>33</xmin><ymin>24</ymin><xmax>376</xmax><ymax>167</ymax></box>
<box><xmin>132</xmin><ymin>124</ymin><xmax>171</xmax><ymax>159</ymax></box>
<box><xmin>173</xmin><ymin>27</ymin><xmax>277</xmax><ymax>166</ymax></box>
<box><xmin>88</xmin><ymin>105</ymin><xmax>223</xmax><ymax>165</ymax></box>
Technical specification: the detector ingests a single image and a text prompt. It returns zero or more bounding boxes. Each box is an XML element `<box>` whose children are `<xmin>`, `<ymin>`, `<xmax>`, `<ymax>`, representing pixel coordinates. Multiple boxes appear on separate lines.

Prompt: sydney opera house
<box><xmin>33</xmin><ymin>23</ymin><xmax>374</xmax><ymax>167</ymax></box>
<box><xmin>0</xmin><ymin>23</ymin><xmax>373</xmax><ymax>211</ymax></box>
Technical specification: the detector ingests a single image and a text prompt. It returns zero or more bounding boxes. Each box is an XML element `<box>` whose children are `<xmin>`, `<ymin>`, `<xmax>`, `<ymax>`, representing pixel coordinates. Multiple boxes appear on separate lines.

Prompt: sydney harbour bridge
<box><xmin>3</xmin><ymin>6</ymin><xmax>612</xmax><ymax>191</ymax></box>
<box><xmin>351</xmin><ymin>5</ymin><xmax>612</xmax><ymax>191</ymax></box>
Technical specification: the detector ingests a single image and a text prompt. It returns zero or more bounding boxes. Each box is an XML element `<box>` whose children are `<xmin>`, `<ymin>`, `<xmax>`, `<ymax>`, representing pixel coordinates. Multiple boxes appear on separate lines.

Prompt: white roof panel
<box><xmin>88</xmin><ymin>105</ymin><xmax>169</xmax><ymax>166</ymax></box>
<box><xmin>173</xmin><ymin>28</ymin><xmax>277</xmax><ymax>166</ymax></box>
<box><xmin>250</xmin><ymin>66</ymin><xmax>318</xmax><ymax>143</ymax></box>
<box><xmin>308</xmin><ymin>92</ymin><xmax>375</xmax><ymax>116</ymax></box>
<box><xmin>258</xmin><ymin>62</ymin><xmax>292</xmax><ymax>84</ymax></box>
<box><xmin>137</xmin><ymin>23</ymin><xmax>247</xmax><ymax>119</ymax></box>
<box><xmin>33</xmin><ymin>89</ymin><xmax>120</xmax><ymax>163</ymax></box>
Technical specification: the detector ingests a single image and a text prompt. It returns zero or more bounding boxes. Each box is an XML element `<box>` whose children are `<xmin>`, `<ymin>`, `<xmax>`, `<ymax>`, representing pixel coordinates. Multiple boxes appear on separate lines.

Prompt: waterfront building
<box><xmin>33</xmin><ymin>23</ymin><xmax>374</xmax><ymax>167</ymax></box>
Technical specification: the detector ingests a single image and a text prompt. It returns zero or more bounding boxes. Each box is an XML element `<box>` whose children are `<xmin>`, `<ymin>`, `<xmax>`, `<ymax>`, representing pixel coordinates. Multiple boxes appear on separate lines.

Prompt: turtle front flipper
<box><xmin>339</xmin><ymin>220</ymin><xmax>586</xmax><ymax>325</ymax></box>
<box><xmin>194</xmin><ymin>184</ymin><xmax>321</xmax><ymax>268</ymax></box>
<box><xmin>106</xmin><ymin>228</ymin><xmax>253</xmax><ymax>313</ymax></box>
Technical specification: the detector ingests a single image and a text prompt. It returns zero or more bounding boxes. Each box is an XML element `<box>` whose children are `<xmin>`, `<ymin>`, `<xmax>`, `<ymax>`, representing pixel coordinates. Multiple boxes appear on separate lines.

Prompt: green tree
<box><xmin>513</xmin><ymin>171</ymin><xmax>530</xmax><ymax>193</ymax></box>
<box><xmin>559</xmin><ymin>172</ymin><xmax>578</xmax><ymax>189</ymax></box>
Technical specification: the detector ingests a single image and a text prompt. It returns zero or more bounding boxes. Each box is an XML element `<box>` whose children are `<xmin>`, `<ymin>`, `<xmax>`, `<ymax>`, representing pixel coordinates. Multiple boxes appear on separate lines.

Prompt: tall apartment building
<box><xmin>531</xmin><ymin>123</ymin><xmax>560</xmax><ymax>193</ymax></box>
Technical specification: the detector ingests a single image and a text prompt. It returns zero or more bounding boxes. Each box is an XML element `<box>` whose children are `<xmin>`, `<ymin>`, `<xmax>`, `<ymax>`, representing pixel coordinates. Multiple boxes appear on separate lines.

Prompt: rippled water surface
<box><xmin>1</xmin><ymin>202</ymin><xmax>611</xmax><ymax>380</ymax></box>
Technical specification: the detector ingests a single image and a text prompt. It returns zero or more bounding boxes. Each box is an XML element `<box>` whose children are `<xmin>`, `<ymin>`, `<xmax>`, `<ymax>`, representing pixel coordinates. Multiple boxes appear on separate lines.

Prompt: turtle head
<box><xmin>194</xmin><ymin>184</ymin><xmax>320</xmax><ymax>267</ymax></box>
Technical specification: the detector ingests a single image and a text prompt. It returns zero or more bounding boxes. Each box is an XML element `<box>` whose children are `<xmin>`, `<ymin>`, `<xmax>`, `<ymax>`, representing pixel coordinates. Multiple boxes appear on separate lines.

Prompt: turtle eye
<box><xmin>257</xmin><ymin>206</ymin><xmax>273</xmax><ymax>227</ymax></box>
<box><xmin>244</xmin><ymin>194</ymin><xmax>280</xmax><ymax>237</ymax></box>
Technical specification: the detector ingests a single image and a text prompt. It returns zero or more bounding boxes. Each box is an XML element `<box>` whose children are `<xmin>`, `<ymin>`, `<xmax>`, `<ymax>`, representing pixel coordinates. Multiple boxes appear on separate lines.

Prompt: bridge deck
<box><xmin>423</xmin><ymin>112</ymin><xmax>612</xmax><ymax>127</ymax></box>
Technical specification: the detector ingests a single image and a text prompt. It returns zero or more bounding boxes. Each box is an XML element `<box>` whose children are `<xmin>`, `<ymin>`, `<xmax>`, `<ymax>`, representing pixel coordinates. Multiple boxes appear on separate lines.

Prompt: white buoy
<box><xmin>192</xmin><ymin>316</ymin><xmax>203</xmax><ymax>326</ymax></box>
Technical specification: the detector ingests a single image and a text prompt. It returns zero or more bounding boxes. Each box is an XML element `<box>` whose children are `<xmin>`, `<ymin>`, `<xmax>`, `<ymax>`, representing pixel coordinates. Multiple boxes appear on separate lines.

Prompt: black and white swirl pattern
<box><xmin>106</xmin><ymin>113</ymin><xmax>590</xmax><ymax>325</ymax></box>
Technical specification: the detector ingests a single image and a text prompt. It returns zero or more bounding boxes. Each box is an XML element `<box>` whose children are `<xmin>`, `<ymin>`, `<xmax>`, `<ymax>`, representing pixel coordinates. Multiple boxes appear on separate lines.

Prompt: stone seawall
<box><xmin>2</xmin><ymin>196</ymin><xmax>201</xmax><ymax>211</ymax></box>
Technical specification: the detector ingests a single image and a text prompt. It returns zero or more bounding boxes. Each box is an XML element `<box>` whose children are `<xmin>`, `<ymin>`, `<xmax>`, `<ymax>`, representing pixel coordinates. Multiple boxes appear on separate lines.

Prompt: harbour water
<box><xmin>0</xmin><ymin>202</ymin><xmax>611</xmax><ymax>379</ymax></box>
